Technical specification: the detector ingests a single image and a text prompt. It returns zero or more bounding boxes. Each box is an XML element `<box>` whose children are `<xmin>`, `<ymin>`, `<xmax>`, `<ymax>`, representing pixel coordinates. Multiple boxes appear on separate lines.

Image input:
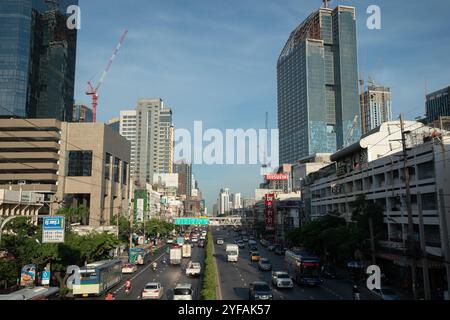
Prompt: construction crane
<box><xmin>86</xmin><ymin>30</ymin><xmax>128</xmax><ymax>122</ymax></box>
<box><xmin>359</xmin><ymin>76</ymin><xmax>366</xmax><ymax>134</ymax></box>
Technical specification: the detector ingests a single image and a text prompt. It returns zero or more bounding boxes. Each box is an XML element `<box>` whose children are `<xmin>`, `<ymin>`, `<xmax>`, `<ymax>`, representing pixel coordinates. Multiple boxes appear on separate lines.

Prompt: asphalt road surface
<box><xmin>212</xmin><ymin>227</ymin><xmax>373</xmax><ymax>300</ymax></box>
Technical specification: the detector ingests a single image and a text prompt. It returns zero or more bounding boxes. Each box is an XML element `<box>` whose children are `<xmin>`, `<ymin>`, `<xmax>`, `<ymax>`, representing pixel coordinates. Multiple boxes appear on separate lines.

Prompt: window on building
<box><xmin>114</xmin><ymin>158</ymin><xmax>120</xmax><ymax>183</ymax></box>
<box><xmin>122</xmin><ymin>161</ymin><xmax>128</xmax><ymax>185</ymax></box>
<box><xmin>68</xmin><ymin>151</ymin><xmax>93</xmax><ymax>177</ymax></box>
<box><xmin>105</xmin><ymin>153</ymin><xmax>111</xmax><ymax>180</ymax></box>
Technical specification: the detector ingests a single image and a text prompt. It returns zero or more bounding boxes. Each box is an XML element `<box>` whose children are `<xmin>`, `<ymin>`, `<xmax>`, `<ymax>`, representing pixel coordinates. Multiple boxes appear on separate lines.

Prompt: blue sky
<box><xmin>74</xmin><ymin>0</ymin><xmax>450</xmax><ymax>210</ymax></box>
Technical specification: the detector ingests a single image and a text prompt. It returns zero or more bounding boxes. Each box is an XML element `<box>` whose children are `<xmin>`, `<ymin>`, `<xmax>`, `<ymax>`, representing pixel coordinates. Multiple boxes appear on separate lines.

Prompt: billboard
<box><xmin>20</xmin><ymin>264</ymin><xmax>37</xmax><ymax>287</ymax></box>
<box><xmin>265</xmin><ymin>194</ymin><xmax>275</xmax><ymax>231</ymax></box>
<box><xmin>42</xmin><ymin>216</ymin><xmax>65</xmax><ymax>243</ymax></box>
<box><xmin>134</xmin><ymin>189</ymin><xmax>148</xmax><ymax>222</ymax></box>
<box><xmin>265</xmin><ymin>173</ymin><xmax>289</xmax><ymax>181</ymax></box>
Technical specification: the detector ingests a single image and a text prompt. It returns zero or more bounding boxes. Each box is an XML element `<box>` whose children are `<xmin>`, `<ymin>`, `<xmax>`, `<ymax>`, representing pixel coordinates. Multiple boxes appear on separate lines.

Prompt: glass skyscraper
<box><xmin>277</xmin><ymin>6</ymin><xmax>361</xmax><ymax>165</ymax></box>
<box><xmin>0</xmin><ymin>0</ymin><xmax>78</xmax><ymax>121</ymax></box>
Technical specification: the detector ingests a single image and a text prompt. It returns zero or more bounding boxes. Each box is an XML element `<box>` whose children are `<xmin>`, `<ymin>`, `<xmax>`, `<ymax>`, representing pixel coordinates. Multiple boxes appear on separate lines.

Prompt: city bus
<box><xmin>73</xmin><ymin>260</ymin><xmax>123</xmax><ymax>297</ymax></box>
<box><xmin>284</xmin><ymin>249</ymin><xmax>322</xmax><ymax>286</ymax></box>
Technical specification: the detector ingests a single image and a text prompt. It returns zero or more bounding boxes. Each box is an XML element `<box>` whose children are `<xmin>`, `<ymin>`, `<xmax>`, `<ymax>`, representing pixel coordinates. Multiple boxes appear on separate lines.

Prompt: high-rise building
<box><xmin>218</xmin><ymin>188</ymin><xmax>230</xmax><ymax>215</ymax></box>
<box><xmin>119</xmin><ymin>110</ymin><xmax>137</xmax><ymax>178</ymax></box>
<box><xmin>159</xmin><ymin>107</ymin><xmax>174</xmax><ymax>174</ymax></box>
<box><xmin>0</xmin><ymin>0</ymin><xmax>78</xmax><ymax>121</ymax></box>
<box><xmin>232</xmin><ymin>193</ymin><xmax>242</xmax><ymax>209</ymax></box>
<box><xmin>173</xmin><ymin>161</ymin><xmax>192</xmax><ymax>197</ymax></box>
<box><xmin>277</xmin><ymin>5</ymin><xmax>361</xmax><ymax>165</ymax></box>
<box><xmin>361</xmin><ymin>82</ymin><xmax>392</xmax><ymax>133</ymax></box>
<box><xmin>426</xmin><ymin>86</ymin><xmax>450</xmax><ymax>124</ymax></box>
<box><xmin>134</xmin><ymin>99</ymin><xmax>173</xmax><ymax>185</ymax></box>
<box><xmin>73</xmin><ymin>104</ymin><xmax>93</xmax><ymax>123</ymax></box>
<box><xmin>119</xmin><ymin>99</ymin><xmax>174</xmax><ymax>185</ymax></box>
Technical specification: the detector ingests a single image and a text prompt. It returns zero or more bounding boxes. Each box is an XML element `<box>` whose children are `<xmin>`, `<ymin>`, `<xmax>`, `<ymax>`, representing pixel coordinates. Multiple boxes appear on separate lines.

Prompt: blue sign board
<box><xmin>175</xmin><ymin>218</ymin><xmax>209</xmax><ymax>226</ymax></box>
<box><xmin>43</xmin><ymin>217</ymin><xmax>65</xmax><ymax>230</ymax></box>
<box><xmin>42</xmin><ymin>216</ymin><xmax>65</xmax><ymax>243</ymax></box>
<box><xmin>42</xmin><ymin>271</ymin><xmax>50</xmax><ymax>286</ymax></box>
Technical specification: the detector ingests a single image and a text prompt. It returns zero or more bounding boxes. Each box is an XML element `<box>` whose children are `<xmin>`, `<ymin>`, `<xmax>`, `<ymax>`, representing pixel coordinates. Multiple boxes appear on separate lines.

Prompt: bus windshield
<box><xmin>79</xmin><ymin>270</ymin><xmax>98</xmax><ymax>281</ymax></box>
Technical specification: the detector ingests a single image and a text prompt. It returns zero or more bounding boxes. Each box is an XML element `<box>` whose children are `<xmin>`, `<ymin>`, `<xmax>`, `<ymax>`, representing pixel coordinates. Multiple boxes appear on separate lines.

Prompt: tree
<box><xmin>350</xmin><ymin>195</ymin><xmax>385</xmax><ymax>264</ymax></box>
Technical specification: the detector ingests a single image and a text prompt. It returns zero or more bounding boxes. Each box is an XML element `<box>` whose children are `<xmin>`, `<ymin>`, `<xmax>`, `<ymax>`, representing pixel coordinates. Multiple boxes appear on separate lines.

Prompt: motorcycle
<box><xmin>152</xmin><ymin>263</ymin><xmax>157</xmax><ymax>271</ymax></box>
<box><xmin>125</xmin><ymin>286</ymin><xmax>132</xmax><ymax>296</ymax></box>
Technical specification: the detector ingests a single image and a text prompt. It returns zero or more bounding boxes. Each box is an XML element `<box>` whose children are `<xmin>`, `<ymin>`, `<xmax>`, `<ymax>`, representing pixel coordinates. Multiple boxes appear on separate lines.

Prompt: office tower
<box><xmin>233</xmin><ymin>193</ymin><xmax>242</xmax><ymax>209</ymax></box>
<box><xmin>173</xmin><ymin>161</ymin><xmax>192</xmax><ymax>197</ymax></box>
<box><xmin>426</xmin><ymin>86</ymin><xmax>450</xmax><ymax>123</ymax></box>
<box><xmin>106</xmin><ymin>117</ymin><xmax>120</xmax><ymax>133</ymax></box>
<box><xmin>277</xmin><ymin>5</ymin><xmax>361</xmax><ymax>165</ymax></box>
<box><xmin>0</xmin><ymin>0</ymin><xmax>78</xmax><ymax>121</ymax></box>
<box><xmin>120</xmin><ymin>110</ymin><xmax>137</xmax><ymax>178</ymax></box>
<box><xmin>361</xmin><ymin>82</ymin><xmax>392</xmax><ymax>133</ymax></box>
<box><xmin>73</xmin><ymin>104</ymin><xmax>93</xmax><ymax>123</ymax></box>
<box><xmin>218</xmin><ymin>188</ymin><xmax>230</xmax><ymax>215</ymax></box>
<box><xmin>134</xmin><ymin>99</ymin><xmax>173</xmax><ymax>185</ymax></box>
<box><xmin>159</xmin><ymin>107</ymin><xmax>174</xmax><ymax>174</ymax></box>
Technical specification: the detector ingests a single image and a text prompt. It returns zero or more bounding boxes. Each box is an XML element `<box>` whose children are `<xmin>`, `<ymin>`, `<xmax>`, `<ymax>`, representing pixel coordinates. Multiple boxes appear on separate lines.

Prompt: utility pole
<box><xmin>129</xmin><ymin>200</ymin><xmax>134</xmax><ymax>250</ymax></box>
<box><xmin>417</xmin><ymin>192</ymin><xmax>431</xmax><ymax>300</ymax></box>
<box><xmin>400</xmin><ymin>114</ymin><xmax>418</xmax><ymax>300</ymax></box>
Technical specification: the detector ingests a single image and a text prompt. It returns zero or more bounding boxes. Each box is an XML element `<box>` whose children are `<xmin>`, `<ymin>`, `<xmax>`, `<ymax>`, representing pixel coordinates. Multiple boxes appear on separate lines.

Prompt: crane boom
<box><xmin>86</xmin><ymin>29</ymin><xmax>128</xmax><ymax>123</ymax></box>
<box><xmin>96</xmin><ymin>30</ymin><xmax>128</xmax><ymax>92</ymax></box>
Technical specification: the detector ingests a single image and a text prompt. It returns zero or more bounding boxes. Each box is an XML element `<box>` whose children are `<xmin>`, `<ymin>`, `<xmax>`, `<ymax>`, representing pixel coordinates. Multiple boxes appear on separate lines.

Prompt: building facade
<box><xmin>277</xmin><ymin>5</ymin><xmax>361</xmax><ymax>165</ymax></box>
<box><xmin>106</xmin><ymin>117</ymin><xmax>120</xmax><ymax>133</ymax></box>
<box><xmin>57</xmin><ymin>123</ymin><xmax>131</xmax><ymax>227</ymax></box>
<box><xmin>173</xmin><ymin>161</ymin><xmax>192</xmax><ymax>197</ymax></box>
<box><xmin>0</xmin><ymin>0</ymin><xmax>78</xmax><ymax>121</ymax></box>
<box><xmin>305</xmin><ymin>122</ymin><xmax>450</xmax><ymax>294</ymax></box>
<box><xmin>119</xmin><ymin>110</ymin><xmax>137</xmax><ymax>179</ymax></box>
<box><xmin>426</xmin><ymin>86</ymin><xmax>450</xmax><ymax>124</ymax></box>
<box><xmin>362</xmin><ymin>83</ymin><xmax>392</xmax><ymax>133</ymax></box>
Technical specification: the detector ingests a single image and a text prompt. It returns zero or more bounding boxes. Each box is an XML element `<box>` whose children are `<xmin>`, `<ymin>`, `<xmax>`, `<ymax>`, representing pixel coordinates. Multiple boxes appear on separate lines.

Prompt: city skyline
<box><xmin>70</xmin><ymin>0</ymin><xmax>450</xmax><ymax>210</ymax></box>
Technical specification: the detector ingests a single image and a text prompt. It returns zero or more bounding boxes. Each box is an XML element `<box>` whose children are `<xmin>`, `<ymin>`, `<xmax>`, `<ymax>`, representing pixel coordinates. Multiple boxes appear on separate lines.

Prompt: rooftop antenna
<box><xmin>322</xmin><ymin>0</ymin><xmax>332</xmax><ymax>8</ymax></box>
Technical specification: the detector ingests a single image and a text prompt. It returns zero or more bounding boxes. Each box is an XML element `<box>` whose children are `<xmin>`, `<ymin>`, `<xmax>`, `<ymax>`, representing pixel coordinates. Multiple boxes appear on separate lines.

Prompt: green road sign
<box><xmin>175</xmin><ymin>218</ymin><xmax>209</xmax><ymax>226</ymax></box>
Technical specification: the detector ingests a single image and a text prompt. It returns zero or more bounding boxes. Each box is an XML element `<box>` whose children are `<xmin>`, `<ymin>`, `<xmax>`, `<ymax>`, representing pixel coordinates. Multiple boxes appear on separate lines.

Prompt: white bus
<box><xmin>73</xmin><ymin>260</ymin><xmax>123</xmax><ymax>297</ymax></box>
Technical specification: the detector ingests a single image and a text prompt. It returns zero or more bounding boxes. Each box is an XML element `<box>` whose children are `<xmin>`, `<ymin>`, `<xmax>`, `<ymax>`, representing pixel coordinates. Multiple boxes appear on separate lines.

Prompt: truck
<box><xmin>226</xmin><ymin>244</ymin><xmax>239</xmax><ymax>262</ymax></box>
<box><xmin>186</xmin><ymin>261</ymin><xmax>201</xmax><ymax>277</ymax></box>
<box><xmin>170</xmin><ymin>247</ymin><xmax>182</xmax><ymax>265</ymax></box>
<box><xmin>182</xmin><ymin>243</ymin><xmax>192</xmax><ymax>258</ymax></box>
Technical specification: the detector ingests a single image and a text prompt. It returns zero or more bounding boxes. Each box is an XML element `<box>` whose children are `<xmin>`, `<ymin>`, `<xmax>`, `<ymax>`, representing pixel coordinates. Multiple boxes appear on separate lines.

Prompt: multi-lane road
<box><xmin>85</xmin><ymin>242</ymin><xmax>205</xmax><ymax>300</ymax></box>
<box><xmin>212</xmin><ymin>227</ymin><xmax>373</xmax><ymax>300</ymax></box>
<box><xmin>85</xmin><ymin>226</ymin><xmax>373</xmax><ymax>301</ymax></box>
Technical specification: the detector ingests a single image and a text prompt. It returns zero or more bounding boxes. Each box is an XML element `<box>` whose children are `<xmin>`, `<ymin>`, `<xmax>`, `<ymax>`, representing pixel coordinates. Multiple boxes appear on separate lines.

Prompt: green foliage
<box><xmin>1</xmin><ymin>219</ymin><xmax>120</xmax><ymax>288</ymax></box>
<box><xmin>56</xmin><ymin>205</ymin><xmax>89</xmax><ymax>226</ymax></box>
<box><xmin>0</xmin><ymin>260</ymin><xmax>19</xmax><ymax>286</ymax></box>
<box><xmin>201</xmin><ymin>229</ymin><xmax>217</xmax><ymax>300</ymax></box>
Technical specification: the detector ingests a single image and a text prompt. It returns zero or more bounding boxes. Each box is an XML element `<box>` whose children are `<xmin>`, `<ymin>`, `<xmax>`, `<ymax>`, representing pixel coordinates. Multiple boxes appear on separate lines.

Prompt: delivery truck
<box><xmin>170</xmin><ymin>247</ymin><xmax>182</xmax><ymax>265</ymax></box>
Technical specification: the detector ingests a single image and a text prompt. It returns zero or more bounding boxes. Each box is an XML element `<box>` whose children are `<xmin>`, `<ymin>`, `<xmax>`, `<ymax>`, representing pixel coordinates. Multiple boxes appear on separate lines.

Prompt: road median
<box><xmin>200</xmin><ymin>228</ymin><xmax>221</xmax><ymax>300</ymax></box>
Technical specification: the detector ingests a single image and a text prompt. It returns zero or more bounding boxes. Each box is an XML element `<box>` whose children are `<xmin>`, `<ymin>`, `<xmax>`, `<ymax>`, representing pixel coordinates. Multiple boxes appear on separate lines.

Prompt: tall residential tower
<box><xmin>361</xmin><ymin>81</ymin><xmax>392</xmax><ymax>133</ymax></box>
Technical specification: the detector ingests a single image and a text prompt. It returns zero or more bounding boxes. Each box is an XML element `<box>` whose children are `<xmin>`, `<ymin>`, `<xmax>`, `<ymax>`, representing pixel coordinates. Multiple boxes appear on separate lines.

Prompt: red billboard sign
<box><xmin>265</xmin><ymin>194</ymin><xmax>275</xmax><ymax>231</ymax></box>
<box><xmin>265</xmin><ymin>173</ymin><xmax>289</xmax><ymax>181</ymax></box>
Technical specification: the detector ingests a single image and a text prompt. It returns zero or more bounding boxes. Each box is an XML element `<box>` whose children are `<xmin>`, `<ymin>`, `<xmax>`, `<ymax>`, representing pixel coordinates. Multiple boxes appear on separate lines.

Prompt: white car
<box><xmin>186</xmin><ymin>262</ymin><xmax>202</xmax><ymax>277</ymax></box>
<box><xmin>191</xmin><ymin>237</ymin><xmax>199</xmax><ymax>243</ymax></box>
<box><xmin>216</xmin><ymin>238</ymin><xmax>224</xmax><ymax>245</ymax></box>
<box><xmin>272</xmin><ymin>271</ymin><xmax>294</xmax><ymax>289</ymax></box>
<box><xmin>166</xmin><ymin>239</ymin><xmax>174</xmax><ymax>244</ymax></box>
<box><xmin>173</xmin><ymin>284</ymin><xmax>193</xmax><ymax>300</ymax></box>
<box><xmin>141</xmin><ymin>283</ymin><xmax>164</xmax><ymax>300</ymax></box>
<box><xmin>121</xmin><ymin>263</ymin><xmax>137</xmax><ymax>274</ymax></box>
